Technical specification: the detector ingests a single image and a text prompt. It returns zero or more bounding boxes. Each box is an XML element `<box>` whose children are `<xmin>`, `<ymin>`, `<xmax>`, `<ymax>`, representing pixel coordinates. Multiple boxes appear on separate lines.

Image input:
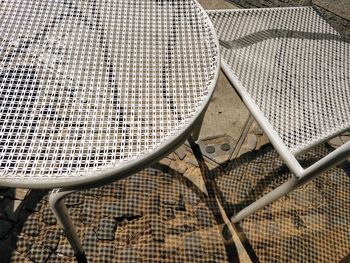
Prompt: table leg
<box><xmin>191</xmin><ymin>111</ymin><xmax>205</xmax><ymax>141</ymax></box>
<box><xmin>49</xmin><ymin>188</ymin><xmax>86</xmax><ymax>260</ymax></box>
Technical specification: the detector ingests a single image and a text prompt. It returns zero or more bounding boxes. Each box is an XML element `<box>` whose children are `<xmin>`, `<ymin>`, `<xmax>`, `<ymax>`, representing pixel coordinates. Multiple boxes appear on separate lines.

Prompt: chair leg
<box><xmin>49</xmin><ymin>188</ymin><xmax>85</xmax><ymax>258</ymax></box>
<box><xmin>231</xmin><ymin>177</ymin><xmax>301</xmax><ymax>223</ymax></box>
<box><xmin>191</xmin><ymin>112</ymin><xmax>205</xmax><ymax>142</ymax></box>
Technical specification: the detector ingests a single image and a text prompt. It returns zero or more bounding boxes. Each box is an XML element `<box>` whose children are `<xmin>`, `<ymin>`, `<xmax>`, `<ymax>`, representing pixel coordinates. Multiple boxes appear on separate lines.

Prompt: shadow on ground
<box><xmin>1</xmin><ymin>142</ymin><xmax>349</xmax><ymax>262</ymax></box>
<box><xmin>0</xmin><ymin>161</ymin><xmax>236</xmax><ymax>262</ymax></box>
<box><xmin>193</xmin><ymin>142</ymin><xmax>350</xmax><ymax>263</ymax></box>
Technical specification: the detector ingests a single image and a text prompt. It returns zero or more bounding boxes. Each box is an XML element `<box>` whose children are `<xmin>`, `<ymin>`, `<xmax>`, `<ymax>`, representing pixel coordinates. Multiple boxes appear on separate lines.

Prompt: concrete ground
<box><xmin>0</xmin><ymin>0</ymin><xmax>349</xmax><ymax>262</ymax></box>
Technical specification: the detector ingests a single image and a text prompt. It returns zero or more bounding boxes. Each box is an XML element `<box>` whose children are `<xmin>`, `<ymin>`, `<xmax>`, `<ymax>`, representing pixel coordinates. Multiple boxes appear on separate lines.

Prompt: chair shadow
<box><xmin>219</xmin><ymin>29</ymin><xmax>350</xmax><ymax>50</ymax></box>
<box><xmin>2</xmin><ymin>141</ymin><xmax>349</xmax><ymax>262</ymax></box>
<box><xmin>2</xmin><ymin>166</ymin><xmax>240</xmax><ymax>262</ymax></box>
<box><xmin>152</xmin><ymin>160</ymin><xmax>241</xmax><ymax>263</ymax></box>
<box><xmin>188</xmin><ymin>139</ymin><xmax>350</xmax><ymax>263</ymax></box>
<box><xmin>0</xmin><ymin>189</ymin><xmax>48</xmax><ymax>263</ymax></box>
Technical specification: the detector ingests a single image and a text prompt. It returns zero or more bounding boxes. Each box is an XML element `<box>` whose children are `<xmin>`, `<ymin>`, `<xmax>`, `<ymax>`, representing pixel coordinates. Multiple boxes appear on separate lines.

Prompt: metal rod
<box><xmin>231</xmin><ymin>140</ymin><xmax>350</xmax><ymax>223</ymax></box>
<box><xmin>231</xmin><ymin>177</ymin><xmax>300</xmax><ymax>223</ymax></box>
<box><xmin>49</xmin><ymin>189</ymin><xmax>85</xmax><ymax>257</ymax></box>
<box><xmin>191</xmin><ymin>111</ymin><xmax>206</xmax><ymax>142</ymax></box>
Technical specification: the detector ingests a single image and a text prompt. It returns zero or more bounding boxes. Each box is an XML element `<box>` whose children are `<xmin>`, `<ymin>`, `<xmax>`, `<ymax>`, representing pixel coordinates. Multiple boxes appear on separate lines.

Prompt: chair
<box><xmin>207</xmin><ymin>7</ymin><xmax>350</xmax><ymax>222</ymax></box>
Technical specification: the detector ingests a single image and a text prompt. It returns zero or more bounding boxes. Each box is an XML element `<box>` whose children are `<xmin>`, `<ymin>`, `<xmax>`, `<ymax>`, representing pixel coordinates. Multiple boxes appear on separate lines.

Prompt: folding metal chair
<box><xmin>207</xmin><ymin>7</ymin><xmax>350</xmax><ymax>222</ymax></box>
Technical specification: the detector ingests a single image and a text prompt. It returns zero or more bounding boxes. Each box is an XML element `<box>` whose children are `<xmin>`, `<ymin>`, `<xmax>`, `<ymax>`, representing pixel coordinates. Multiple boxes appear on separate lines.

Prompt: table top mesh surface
<box><xmin>0</xmin><ymin>0</ymin><xmax>218</xmax><ymax>184</ymax></box>
<box><xmin>209</xmin><ymin>7</ymin><xmax>350</xmax><ymax>155</ymax></box>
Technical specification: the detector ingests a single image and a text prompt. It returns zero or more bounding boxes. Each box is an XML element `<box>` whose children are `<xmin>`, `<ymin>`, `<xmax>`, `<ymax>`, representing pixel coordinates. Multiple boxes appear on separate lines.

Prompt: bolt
<box><xmin>220</xmin><ymin>143</ymin><xmax>231</xmax><ymax>151</ymax></box>
<box><xmin>205</xmin><ymin>145</ymin><xmax>215</xmax><ymax>154</ymax></box>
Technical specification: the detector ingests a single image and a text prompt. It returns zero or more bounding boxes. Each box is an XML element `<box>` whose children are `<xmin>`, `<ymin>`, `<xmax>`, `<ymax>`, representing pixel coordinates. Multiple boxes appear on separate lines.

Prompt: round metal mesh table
<box><xmin>0</xmin><ymin>0</ymin><xmax>220</xmax><ymax>188</ymax></box>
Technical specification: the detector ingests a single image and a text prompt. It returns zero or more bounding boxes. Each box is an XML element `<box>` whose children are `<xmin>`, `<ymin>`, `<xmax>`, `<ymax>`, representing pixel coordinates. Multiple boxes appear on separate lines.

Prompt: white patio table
<box><xmin>0</xmin><ymin>0</ymin><xmax>219</xmax><ymax>259</ymax></box>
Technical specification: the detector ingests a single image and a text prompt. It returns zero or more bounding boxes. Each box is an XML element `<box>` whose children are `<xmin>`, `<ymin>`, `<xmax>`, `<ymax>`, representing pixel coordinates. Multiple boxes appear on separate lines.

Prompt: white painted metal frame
<box><xmin>0</xmin><ymin>0</ymin><xmax>220</xmax><ymax>190</ymax></box>
<box><xmin>223</xmin><ymin>59</ymin><xmax>350</xmax><ymax>222</ymax></box>
<box><xmin>0</xmin><ymin>0</ymin><xmax>220</xmax><ymax>259</ymax></box>
<box><xmin>207</xmin><ymin>7</ymin><xmax>350</xmax><ymax>223</ymax></box>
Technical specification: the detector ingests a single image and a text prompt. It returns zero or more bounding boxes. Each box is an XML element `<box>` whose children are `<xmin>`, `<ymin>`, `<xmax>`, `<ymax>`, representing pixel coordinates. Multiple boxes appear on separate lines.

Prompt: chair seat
<box><xmin>208</xmin><ymin>7</ymin><xmax>350</xmax><ymax>155</ymax></box>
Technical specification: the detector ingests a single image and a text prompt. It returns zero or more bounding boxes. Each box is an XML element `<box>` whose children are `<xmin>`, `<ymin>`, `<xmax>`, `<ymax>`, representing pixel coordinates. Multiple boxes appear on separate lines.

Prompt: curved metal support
<box><xmin>49</xmin><ymin>188</ymin><xmax>85</xmax><ymax>258</ymax></box>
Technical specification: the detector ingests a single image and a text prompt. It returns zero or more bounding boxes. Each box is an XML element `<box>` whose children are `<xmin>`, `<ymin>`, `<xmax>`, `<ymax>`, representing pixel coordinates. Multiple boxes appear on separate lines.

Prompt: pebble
<box><xmin>292</xmin><ymin>213</ymin><xmax>305</xmax><ymax>229</ymax></box>
<box><xmin>114</xmin><ymin>183</ymin><xmax>125</xmax><ymax>199</ymax></box>
<box><xmin>246</xmin><ymin>134</ymin><xmax>257</xmax><ymax>150</ymax></box>
<box><xmin>162</xmin><ymin>173</ymin><xmax>173</xmax><ymax>184</ymax></box>
<box><xmin>45</xmin><ymin>253</ymin><xmax>72</xmax><ymax>263</ymax></box>
<box><xmin>104</xmin><ymin>201</ymin><xmax>125</xmax><ymax>219</ymax></box>
<box><xmin>142</xmin><ymin>180</ymin><xmax>158</xmax><ymax>195</ymax></box>
<box><xmin>265</xmin><ymin>223</ymin><xmax>280</xmax><ymax>237</ymax></box>
<box><xmin>160</xmin><ymin>246</ymin><xmax>182</xmax><ymax>261</ymax></box>
<box><xmin>127</xmin><ymin>175</ymin><xmax>143</xmax><ymax>191</ymax></box>
<box><xmin>79</xmin><ymin>204</ymin><xmax>95</xmax><ymax>225</ymax></box>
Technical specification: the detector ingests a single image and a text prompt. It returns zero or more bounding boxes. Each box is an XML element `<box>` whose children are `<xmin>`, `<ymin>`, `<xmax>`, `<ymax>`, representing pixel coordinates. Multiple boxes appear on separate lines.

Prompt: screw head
<box><xmin>220</xmin><ymin>143</ymin><xmax>231</xmax><ymax>151</ymax></box>
<box><xmin>205</xmin><ymin>145</ymin><xmax>215</xmax><ymax>154</ymax></box>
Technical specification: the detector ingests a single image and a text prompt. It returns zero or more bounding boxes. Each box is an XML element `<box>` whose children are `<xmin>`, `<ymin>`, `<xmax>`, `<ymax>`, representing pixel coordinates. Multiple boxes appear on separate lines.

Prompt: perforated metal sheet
<box><xmin>209</xmin><ymin>7</ymin><xmax>350</xmax><ymax>154</ymax></box>
<box><xmin>0</xmin><ymin>0</ymin><xmax>219</xmax><ymax>184</ymax></box>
